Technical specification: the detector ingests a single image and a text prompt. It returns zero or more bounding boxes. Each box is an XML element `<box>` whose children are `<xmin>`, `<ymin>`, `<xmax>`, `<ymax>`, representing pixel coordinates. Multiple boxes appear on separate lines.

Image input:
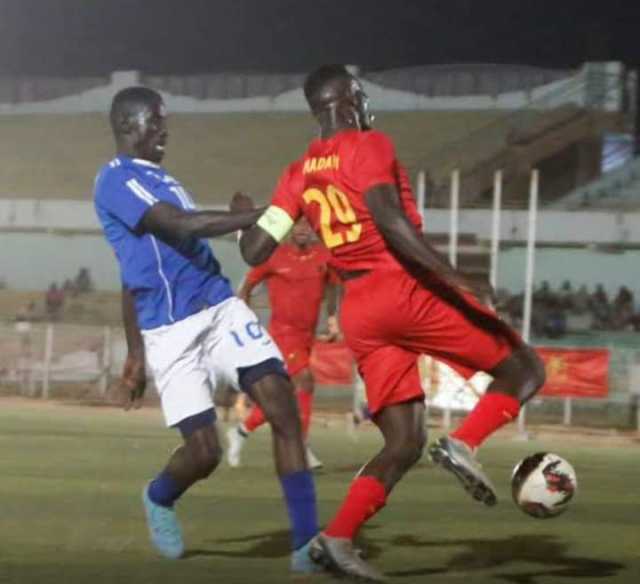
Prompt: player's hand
<box><xmin>230</xmin><ymin>191</ymin><xmax>255</xmax><ymax>213</ymax></box>
<box><xmin>120</xmin><ymin>353</ymin><xmax>146</xmax><ymax>411</ymax></box>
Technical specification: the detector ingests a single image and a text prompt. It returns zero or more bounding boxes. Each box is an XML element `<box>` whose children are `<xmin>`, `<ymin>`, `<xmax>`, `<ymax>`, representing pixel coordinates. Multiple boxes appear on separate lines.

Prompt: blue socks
<box><xmin>148</xmin><ymin>471</ymin><xmax>185</xmax><ymax>508</ymax></box>
<box><xmin>148</xmin><ymin>465</ymin><xmax>318</xmax><ymax>549</ymax></box>
<box><xmin>280</xmin><ymin>470</ymin><xmax>319</xmax><ymax>550</ymax></box>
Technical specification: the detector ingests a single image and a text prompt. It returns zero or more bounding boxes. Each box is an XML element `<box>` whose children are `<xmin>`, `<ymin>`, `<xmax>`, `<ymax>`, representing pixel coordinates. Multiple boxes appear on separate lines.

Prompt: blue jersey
<box><xmin>94</xmin><ymin>156</ymin><xmax>233</xmax><ymax>330</ymax></box>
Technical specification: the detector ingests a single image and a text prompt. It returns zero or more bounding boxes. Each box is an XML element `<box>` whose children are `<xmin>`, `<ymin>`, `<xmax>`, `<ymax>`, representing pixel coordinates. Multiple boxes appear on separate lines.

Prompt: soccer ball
<box><xmin>511</xmin><ymin>452</ymin><xmax>577</xmax><ymax>519</ymax></box>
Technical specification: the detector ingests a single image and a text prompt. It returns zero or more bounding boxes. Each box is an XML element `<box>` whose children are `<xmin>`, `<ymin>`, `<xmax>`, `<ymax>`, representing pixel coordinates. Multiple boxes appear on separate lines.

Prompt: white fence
<box><xmin>1</xmin><ymin>321</ymin><xmax>638</xmax><ymax>431</ymax></box>
<box><xmin>0</xmin><ymin>322</ymin><xmax>126</xmax><ymax>398</ymax></box>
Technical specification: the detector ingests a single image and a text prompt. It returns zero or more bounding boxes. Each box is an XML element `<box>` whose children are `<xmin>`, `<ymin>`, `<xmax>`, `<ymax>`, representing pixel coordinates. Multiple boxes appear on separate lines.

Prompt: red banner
<box><xmin>537</xmin><ymin>347</ymin><xmax>609</xmax><ymax>398</ymax></box>
<box><xmin>310</xmin><ymin>341</ymin><xmax>354</xmax><ymax>385</ymax></box>
<box><xmin>309</xmin><ymin>342</ymin><xmax>609</xmax><ymax>398</ymax></box>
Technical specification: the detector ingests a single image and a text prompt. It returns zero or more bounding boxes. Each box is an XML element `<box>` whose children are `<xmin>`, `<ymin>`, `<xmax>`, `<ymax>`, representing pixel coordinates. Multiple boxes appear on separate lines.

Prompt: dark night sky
<box><xmin>0</xmin><ymin>0</ymin><xmax>637</xmax><ymax>76</ymax></box>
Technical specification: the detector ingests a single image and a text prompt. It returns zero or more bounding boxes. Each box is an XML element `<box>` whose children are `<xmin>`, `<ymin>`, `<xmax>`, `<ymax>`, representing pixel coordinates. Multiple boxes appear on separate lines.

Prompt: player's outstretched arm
<box><xmin>365</xmin><ymin>184</ymin><xmax>470</xmax><ymax>291</ymax></box>
<box><xmin>231</xmin><ymin>189</ymin><xmax>295</xmax><ymax>266</ymax></box>
<box><xmin>140</xmin><ymin>202</ymin><xmax>265</xmax><ymax>243</ymax></box>
<box><xmin>120</xmin><ymin>286</ymin><xmax>146</xmax><ymax>410</ymax></box>
<box><xmin>229</xmin><ymin>191</ymin><xmax>281</xmax><ymax>266</ymax></box>
<box><xmin>238</xmin><ymin>225</ymin><xmax>279</xmax><ymax>266</ymax></box>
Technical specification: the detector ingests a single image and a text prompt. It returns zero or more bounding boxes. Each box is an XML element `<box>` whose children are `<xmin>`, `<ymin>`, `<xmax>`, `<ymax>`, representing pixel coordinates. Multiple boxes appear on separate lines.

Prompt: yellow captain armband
<box><xmin>256</xmin><ymin>205</ymin><xmax>294</xmax><ymax>242</ymax></box>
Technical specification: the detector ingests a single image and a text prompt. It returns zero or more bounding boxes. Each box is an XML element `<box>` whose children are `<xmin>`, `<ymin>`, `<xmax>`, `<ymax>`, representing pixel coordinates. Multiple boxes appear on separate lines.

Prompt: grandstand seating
<box><xmin>0</xmin><ymin>105</ymin><xmax>624</xmax><ymax>211</ymax></box>
<box><xmin>0</xmin><ymin>111</ymin><xmax>503</xmax><ymax>202</ymax></box>
<box><xmin>548</xmin><ymin>155</ymin><xmax>640</xmax><ymax>210</ymax></box>
<box><xmin>426</xmin><ymin>106</ymin><xmax>623</xmax><ymax>208</ymax></box>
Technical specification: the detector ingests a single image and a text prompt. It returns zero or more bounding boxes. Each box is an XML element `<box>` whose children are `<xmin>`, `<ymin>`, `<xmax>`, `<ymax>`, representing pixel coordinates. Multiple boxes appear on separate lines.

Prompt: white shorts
<box><xmin>142</xmin><ymin>297</ymin><xmax>284</xmax><ymax>427</ymax></box>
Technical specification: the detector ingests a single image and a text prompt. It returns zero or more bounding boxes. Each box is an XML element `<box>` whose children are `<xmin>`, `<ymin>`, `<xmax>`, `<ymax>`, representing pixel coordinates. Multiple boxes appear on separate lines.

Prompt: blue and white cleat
<box><xmin>142</xmin><ymin>484</ymin><xmax>185</xmax><ymax>559</ymax></box>
<box><xmin>290</xmin><ymin>538</ymin><xmax>324</xmax><ymax>574</ymax></box>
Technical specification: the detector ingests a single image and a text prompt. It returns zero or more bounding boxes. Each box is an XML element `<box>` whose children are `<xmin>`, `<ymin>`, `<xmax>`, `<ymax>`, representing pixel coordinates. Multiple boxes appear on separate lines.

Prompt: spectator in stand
<box><xmin>75</xmin><ymin>267</ymin><xmax>94</xmax><ymax>294</ymax></box>
<box><xmin>542</xmin><ymin>295</ymin><xmax>567</xmax><ymax>338</ymax></box>
<box><xmin>63</xmin><ymin>278</ymin><xmax>76</xmax><ymax>296</ymax></box>
<box><xmin>573</xmin><ymin>284</ymin><xmax>591</xmax><ymax>315</ymax></box>
<box><xmin>532</xmin><ymin>281</ymin><xmax>555</xmax><ymax>336</ymax></box>
<box><xmin>45</xmin><ymin>283</ymin><xmax>65</xmax><ymax>321</ymax></box>
<box><xmin>612</xmin><ymin>286</ymin><xmax>634</xmax><ymax>330</ymax></box>
<box><xmin>591</xmin><ymin>284</ymin><xmax>611</xmax><ymax>330</ymax></box>
<box><xmin>533</xmin><ymin>280</ymin><xmax>554</xmax><ymax>305</ymax></box>
<box><xmin>558</xmin><ymin>280</ymin><xmax>575</xmax><ymax>311</ymax></box>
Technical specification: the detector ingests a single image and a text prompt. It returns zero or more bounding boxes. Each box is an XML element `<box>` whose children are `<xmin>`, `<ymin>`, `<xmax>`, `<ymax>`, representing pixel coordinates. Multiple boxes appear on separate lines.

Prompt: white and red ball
<box><xmin>511</xmin><ymin>452</ymin><xmax>577</xmax><ymax>519</ymax></box>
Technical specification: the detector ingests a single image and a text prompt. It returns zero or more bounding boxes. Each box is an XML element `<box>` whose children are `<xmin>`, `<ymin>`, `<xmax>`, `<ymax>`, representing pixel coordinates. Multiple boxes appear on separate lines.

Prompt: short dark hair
<box><xmin>303</xmin><ymin>64</ymin><xmax>351</xmax><ymax>107</ymax></box>
<box><xmin>109</xmin><ymin>86</ymin><xmax>162</xmax><ymax>133</ymax></box>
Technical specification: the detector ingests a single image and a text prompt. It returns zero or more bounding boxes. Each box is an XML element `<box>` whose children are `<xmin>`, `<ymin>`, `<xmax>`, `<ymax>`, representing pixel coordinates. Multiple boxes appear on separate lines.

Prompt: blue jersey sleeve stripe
<box><xmin>126</xmin><ymin>178</ymin><xmax>159</xmax><ymax>206</ymax></box>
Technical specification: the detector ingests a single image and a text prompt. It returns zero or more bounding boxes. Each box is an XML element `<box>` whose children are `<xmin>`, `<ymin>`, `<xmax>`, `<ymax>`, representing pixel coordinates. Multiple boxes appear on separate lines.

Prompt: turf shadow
<box><xmin>385</xmin><ymin>534</ymin><xmax>624</xmax><ymax>581</ymax></box>
<box><xmin>184</xmin><ymin>530</ymin><xmax>290</xmax><ymax>559</ymax></box>
<box><xmin>183</xmin><ymin>527</ymin><xmax>385</xmax><ymax>562</ymax></box>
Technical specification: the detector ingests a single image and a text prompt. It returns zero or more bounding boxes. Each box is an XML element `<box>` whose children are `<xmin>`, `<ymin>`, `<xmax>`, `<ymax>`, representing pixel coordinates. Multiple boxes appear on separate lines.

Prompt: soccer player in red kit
<box><xmin>234</xmin><ymin>65</ymin><xmax>545</xmax><ymax>581</ymax></box>
<box><xmin>227</xmin><ymin>218</ymin><xmax>339</xmax><ymax>468</ymax></box>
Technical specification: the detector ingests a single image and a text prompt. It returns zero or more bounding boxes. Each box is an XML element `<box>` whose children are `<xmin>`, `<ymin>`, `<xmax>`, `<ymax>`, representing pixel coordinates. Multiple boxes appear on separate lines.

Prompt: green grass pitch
<box><xmin>0</xmin><ymin>399</ymin><xmax>638</xmax><ymax>584</ymax></box>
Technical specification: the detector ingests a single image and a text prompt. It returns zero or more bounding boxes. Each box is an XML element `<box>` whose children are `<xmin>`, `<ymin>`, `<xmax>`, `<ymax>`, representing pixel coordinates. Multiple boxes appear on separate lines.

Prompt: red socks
<box><xmin>243</xmin><ymin>387</ymin><xmax>313</xmax><ymax>436</ymax></box>
<box><xmin>451</xmin><ymin>392</ymin><xmax>520</xmax><ymax>448</ymax></box>
<box><xmin>325</xmin><ymin>476</ymin><xmax>387</xmax><ymax>540</ymax></box>
<box><xmin>297</xmin><ymin>389</ymin><xmax>314</xmax><ymax>438</ymax></box>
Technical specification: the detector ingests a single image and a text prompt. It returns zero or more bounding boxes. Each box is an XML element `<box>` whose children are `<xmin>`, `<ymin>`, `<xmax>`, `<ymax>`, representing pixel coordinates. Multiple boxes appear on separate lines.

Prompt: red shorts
<box><xmin>340</xmin><ymin>268</ymin><xmax>520</xmax><ymax>416</ymax></box>
<box><xmin>271</xmin><ymin>329</ymin><xmax>314</xmax><ymax>377</ymax></box>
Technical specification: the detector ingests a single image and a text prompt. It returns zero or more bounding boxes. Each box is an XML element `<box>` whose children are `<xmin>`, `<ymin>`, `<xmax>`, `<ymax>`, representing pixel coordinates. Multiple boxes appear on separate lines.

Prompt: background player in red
<box><xmin>227</xmin><ymin>218</ymin><xmax>340</xmax><ymax>469</ymax></box>
<box><xmin>234</xmin><ymin>65</ymin><xmax>545</xmax><ymax>581</ymax></box>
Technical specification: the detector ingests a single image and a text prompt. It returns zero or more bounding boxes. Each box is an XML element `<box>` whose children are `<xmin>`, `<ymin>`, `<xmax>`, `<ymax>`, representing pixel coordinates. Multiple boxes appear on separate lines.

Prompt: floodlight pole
<box><xmin>449</xmin><ymin>169</ymin><xmax>460</xmax><ymax>268</ymax></box>
<box><xmin>416</xmin><ymin>170</ymin><xmax>427</xmax><ymax>230</ymax></box>
<box><xmin>518</xmin><ymin>169</ymin><xmax>539</xmax><ymax>436</ymax></box>
<box><xmin>442</xmin><ymin>169</ymin><xmax>461</xmax><ymax>429</ymax></box>
<box><xmin>489</xmin><ymin>170</ymin><xmax>503</xmax><ymax>290</ymax></box>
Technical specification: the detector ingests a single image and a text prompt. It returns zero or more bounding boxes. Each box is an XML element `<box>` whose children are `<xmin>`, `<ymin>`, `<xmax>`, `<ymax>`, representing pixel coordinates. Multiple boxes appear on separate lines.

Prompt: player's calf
<box><xmin>242</xmin><ymin>364</ymin><xmax>321</xmax><ymax>563</ymax></box>
<box><xmin>185</xmin><ymin>439</ymin><xmax>222</xmax><ymax>480</ymax></box>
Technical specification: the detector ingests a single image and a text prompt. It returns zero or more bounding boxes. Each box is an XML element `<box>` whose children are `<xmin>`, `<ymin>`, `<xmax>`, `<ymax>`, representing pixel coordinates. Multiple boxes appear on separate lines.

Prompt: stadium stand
<box><xmin>0</xmin><ymin>110</ymin><xmax>503</xmax><ymax>201</ymax></box>
<box><xmin>1</xmin><ymin>106</ymin><xmax>622</xmax><ymax>208</ymax></box>
<box><xmin>548</xmin><ymin>155</ymin><xmax>640</xmax><ymax>210</ymax></box>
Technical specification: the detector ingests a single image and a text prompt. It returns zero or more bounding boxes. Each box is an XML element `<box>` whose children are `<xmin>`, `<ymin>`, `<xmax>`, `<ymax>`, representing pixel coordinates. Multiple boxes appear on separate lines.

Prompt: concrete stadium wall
<box><xmin>2</xmin><ymin>231</ymin><xmax>639</xmax><ymax>297</ymax></box>
<box><xmin>3</xmin><ymin>201</ymin><xmax>640</xmax><ymax>244</ymax></box>
<box><xmin>0</xmin><ymin>231</ymin><xmax>247</xmax><ymax>292</ymax></box>
<box><xmin>2</xmin><ymin>205</ymin><xmax>640</xmax><ymax>295</ymax></box>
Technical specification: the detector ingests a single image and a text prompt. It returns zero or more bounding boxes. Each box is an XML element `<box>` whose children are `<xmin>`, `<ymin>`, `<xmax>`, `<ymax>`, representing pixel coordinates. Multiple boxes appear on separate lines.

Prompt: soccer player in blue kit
<box><xmin>94</xmin><ymin>87</ymin><xmax>321</xmax><ymax>573</ymax></box>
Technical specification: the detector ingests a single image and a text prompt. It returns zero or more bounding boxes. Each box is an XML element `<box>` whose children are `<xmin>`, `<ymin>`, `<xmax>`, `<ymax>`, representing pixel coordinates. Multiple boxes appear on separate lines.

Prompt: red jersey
<box><xmin>245</xmin><ymin>242</ymin><xmax>335</xmax><ymax>336</ymax></box>
<box><xmin>270</xmin><ymin>129</ymin><xmax>423</xmax><ymax>272</ymax></box>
